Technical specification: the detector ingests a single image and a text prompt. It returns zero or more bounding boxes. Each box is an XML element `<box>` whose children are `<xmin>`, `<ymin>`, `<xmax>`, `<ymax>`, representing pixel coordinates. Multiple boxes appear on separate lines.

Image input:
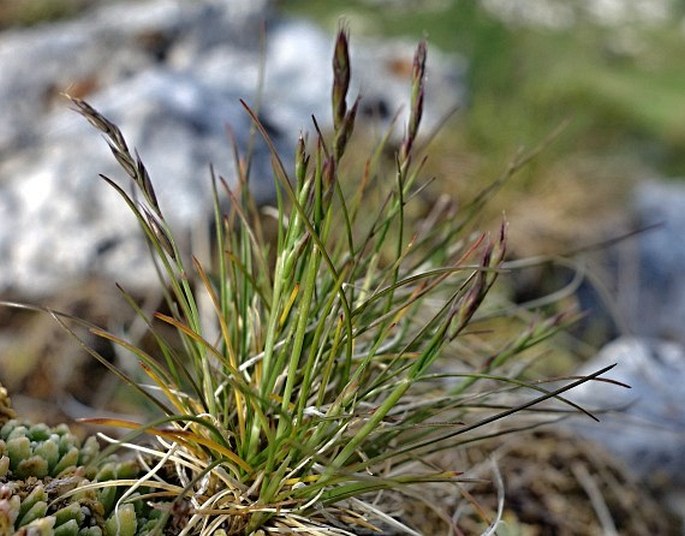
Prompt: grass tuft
<box><xmin>8</xmin><ymin>29</ymin><xmax>618</xmax><ymax>534</ymax></box>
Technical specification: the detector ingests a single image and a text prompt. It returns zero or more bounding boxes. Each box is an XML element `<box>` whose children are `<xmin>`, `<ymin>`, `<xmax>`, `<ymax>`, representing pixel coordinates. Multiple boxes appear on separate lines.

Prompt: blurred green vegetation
<box><xmin>284</xmin><ymin>0</ymin><xmax>685</xmax><ymax>180</ymax></box>
<box><xmin>0</xmin><ymin>0</ymin><xmax>93</xmax><ymax>27</ymax></box>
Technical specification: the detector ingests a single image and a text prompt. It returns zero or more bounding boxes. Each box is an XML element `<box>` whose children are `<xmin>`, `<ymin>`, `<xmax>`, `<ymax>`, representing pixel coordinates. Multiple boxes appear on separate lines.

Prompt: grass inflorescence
<box><xmin>24</xmin><ymin>29</ymin><xmax>615</xmax><ymax>535</ymax></box>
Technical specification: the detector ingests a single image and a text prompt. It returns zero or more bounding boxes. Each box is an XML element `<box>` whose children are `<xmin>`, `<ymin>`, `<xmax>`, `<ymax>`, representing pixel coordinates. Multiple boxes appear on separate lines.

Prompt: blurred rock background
<box><xmin>0</xmin><ymin>0</ymin><xmax>465</xmax><ymax>297</ymax></box>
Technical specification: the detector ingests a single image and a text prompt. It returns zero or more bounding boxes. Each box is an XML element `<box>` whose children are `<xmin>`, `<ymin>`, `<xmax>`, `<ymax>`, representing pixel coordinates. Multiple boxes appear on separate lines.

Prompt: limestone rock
<box><xmin>568</xmin><ymin>336</ymin><xmax>685</xmax><ymax>484</ymax></box>
<box><xmin>0</xmin><ymin>0</ymin><xmax>466</xmax><ymax>298</ymax></box>
<box><xmin>0</xmin><ymin>0</ymin><xmax>276</xmax><ymax>297</ymax></box>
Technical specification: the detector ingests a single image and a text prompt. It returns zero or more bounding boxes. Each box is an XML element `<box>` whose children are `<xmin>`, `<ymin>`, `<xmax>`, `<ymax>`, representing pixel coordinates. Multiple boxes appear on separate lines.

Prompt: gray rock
<box><xmin>0</xmin><ymin>0</ymin><xmax>277</xmax><ymax>296</ymax></box>
<box><xmin>0</xmin><ymin>0</ymin><xmax>466</xmax><ymax>298</ymax></box>
<box><xmin>0</xmin><ymin>0</ymin><xmax>270</xmax><ymax>156</ymax></box>
<box><xmin>0</xmin><ymin>70</ymin><xmax>273</xmax><ymax>295</ymax></box>
<box><xmin>567</xmin><ymin>336</ymin><xmax>685</xmax><ymax>484</ymax></box>
<box><xmin>582</xmin><ymin>179</ymin><xmax>685</xmax><ymax>343</ymax></box>
<box><xmin>557</xmin><ymin>181</ymin><xmax>685</xmax><ymax>487</ymax></box>
<box><xmin>627</xmin><ymin>180</ymin><xmax>685</xmax><ymax>341</ymax></box>
<box><xmin>562</xmin><ymin>179</ymin><xmax>685</xmax><ymax>345</ymax></box>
